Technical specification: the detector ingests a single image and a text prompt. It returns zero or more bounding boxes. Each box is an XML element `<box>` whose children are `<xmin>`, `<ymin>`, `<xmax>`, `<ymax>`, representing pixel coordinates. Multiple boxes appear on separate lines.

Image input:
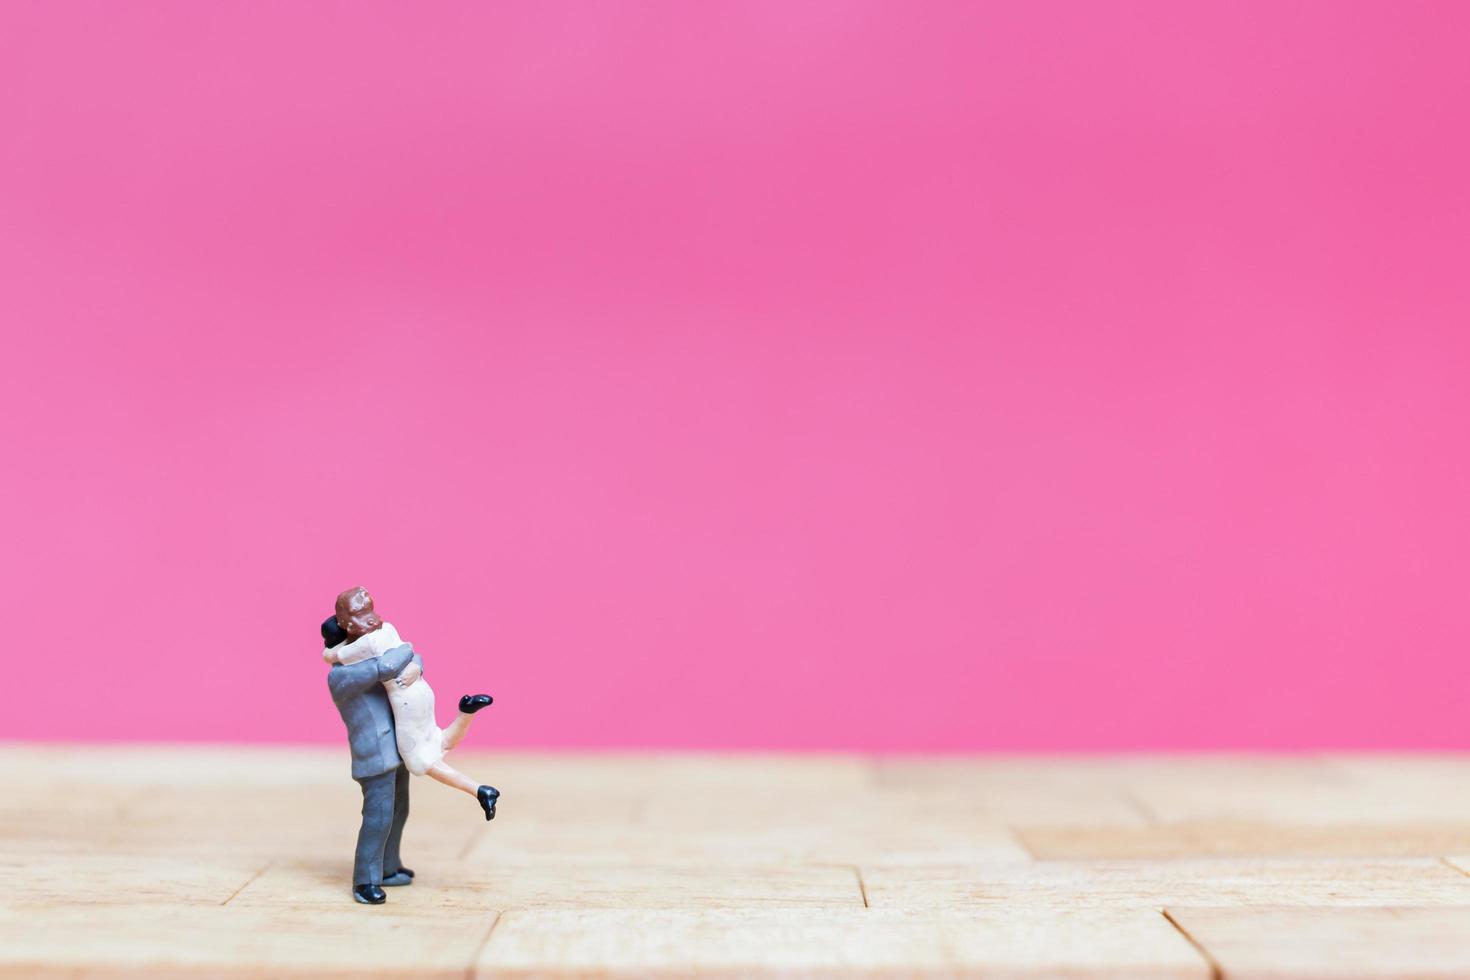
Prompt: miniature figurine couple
<box><xmin>323</xmin><ymin>587</ymin><xmax>500</xmax><ymax>905</ymax></box>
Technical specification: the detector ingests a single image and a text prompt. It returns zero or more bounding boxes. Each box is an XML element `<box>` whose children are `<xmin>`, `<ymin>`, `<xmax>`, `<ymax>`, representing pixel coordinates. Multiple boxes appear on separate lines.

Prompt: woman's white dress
<box><xmin>327</xmin><ymin>623</ymin><xmax>444</xmax><ymax>776</ymax></box>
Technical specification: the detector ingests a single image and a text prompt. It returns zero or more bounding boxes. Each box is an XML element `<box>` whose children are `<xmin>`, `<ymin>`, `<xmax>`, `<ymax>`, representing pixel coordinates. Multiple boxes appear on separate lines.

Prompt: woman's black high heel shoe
<box><xmin>477</xmin><ymin>785</ymin><xmax>499</xmax><ymax>821</ymax></box>
<box><xmin>460</xmin><ymin>694</ymin><xmax>494</xmax><ymax>714</ymax></box>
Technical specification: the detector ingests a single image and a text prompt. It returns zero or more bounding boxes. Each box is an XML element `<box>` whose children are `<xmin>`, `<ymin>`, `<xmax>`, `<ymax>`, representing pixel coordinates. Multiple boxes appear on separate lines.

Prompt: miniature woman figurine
<box><xmin>325</xmin><ymin>588</ymin><xmax>501</xmax><ymax>821</ymax></box>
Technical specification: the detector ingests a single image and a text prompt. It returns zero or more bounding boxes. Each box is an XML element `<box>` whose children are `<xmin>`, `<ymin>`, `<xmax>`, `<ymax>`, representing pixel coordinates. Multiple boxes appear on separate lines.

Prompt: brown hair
<box><xmin>335</xmin><ymin>586</ymin><xmax>383</xmax><ymax>639</ymax></box>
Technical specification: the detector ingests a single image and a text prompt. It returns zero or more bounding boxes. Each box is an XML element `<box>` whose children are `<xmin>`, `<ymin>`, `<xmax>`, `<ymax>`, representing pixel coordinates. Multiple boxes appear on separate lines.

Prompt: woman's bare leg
<box><xmin>443</xmin><ymin>694</ymin><xmax>493</xmax><ymax>752</ymax></box>
<box><xmin>442</xmin><ymin>712</ymin><xmax>474</xmax><ymax>752</ymax></box>
<box><xmin>428</xmin><ymin>760</ymin><xmax>500</xmax><ymax>820</ymax></box>
<box><xmin>427</xmin><ymin>760</ymin><xmax>479</xmax><ymax>796</ymax></box>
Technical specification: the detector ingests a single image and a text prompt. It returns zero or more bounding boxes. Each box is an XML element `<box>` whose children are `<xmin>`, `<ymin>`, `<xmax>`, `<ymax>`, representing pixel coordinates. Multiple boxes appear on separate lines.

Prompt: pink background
<box><xmin>3</xmin><ymin>2</ymin><xmax>1468</xmax><ymax>750</ymax></box>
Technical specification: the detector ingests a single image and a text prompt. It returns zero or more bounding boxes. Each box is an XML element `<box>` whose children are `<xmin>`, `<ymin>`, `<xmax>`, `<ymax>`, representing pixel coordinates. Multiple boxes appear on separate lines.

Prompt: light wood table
<box><xmin>4</xmin><ymin>745</ymin><xmax>1470</xmax><ymax>977</ymax></box>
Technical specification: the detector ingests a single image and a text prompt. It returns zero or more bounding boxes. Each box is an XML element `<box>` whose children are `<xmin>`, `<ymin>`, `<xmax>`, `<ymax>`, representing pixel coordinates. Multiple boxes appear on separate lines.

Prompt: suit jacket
<box><xmin>328</xmin><ymin>642</ymin><xmax>420</xmax><ymax>780</ymax></box>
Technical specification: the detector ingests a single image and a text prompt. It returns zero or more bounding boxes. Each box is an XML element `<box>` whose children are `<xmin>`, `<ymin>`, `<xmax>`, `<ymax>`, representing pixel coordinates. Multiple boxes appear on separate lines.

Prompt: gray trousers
<box><xmin>353</xmin><ymin>764</ymin><xmax>410</xmax><ymax>885</ymax></box>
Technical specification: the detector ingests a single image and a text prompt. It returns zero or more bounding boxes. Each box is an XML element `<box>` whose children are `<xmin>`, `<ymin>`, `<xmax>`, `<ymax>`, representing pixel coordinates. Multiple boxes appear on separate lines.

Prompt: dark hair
<box><xmin>321</xmin><ymin>615</ymin><xmax>351</xmax><ymax>649</ymax></box>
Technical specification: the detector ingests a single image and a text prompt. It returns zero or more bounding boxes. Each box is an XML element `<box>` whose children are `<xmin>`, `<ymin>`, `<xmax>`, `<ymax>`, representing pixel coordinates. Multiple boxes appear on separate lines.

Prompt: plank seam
<box><xmin>1010</xmin><ymin>826</ymin><xmax>1042</xmax><ymax>860</ymax></box>
<box><xmin>220</xmin><ymin>862</ymin><xmax>270</xmax><ymax>907</ymax></box>
<box><xmin>1121</xmin><ymin>788</ymin><xmax>1160</xmax><ymax>826</ymax></box>
<box><xmin>1160</xmin><ymin>908</ymin><xmax>1222</xmax><ymax>980</ymax></box>
<box><xmin>463</xmin><ymin>910</ymin><xmax>502</xmax><ymax>980</ymax></box>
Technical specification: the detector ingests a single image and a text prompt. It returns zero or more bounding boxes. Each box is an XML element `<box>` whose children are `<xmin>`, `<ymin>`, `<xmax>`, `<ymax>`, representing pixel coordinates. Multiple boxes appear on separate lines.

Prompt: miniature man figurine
<box><xmin>324</xmin><ymin>587</ymin><xmax>499</xmax><ymax>905</ymax></box>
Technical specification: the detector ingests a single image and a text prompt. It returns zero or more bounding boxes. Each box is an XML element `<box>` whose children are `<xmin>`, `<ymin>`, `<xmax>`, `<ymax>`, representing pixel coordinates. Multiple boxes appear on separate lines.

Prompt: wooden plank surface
<box><xmin>1166</xmin><ymin>906</ymin><xmax>1470</xmax><ymax>979</ymax></box>
<box><xmin>4</xmin><ymin>745</ymin><xmax>1470</xmax><ymax>977</ymax></box>
<box><xmin>477</xmin><ymin>908</ymin><xmax>1210</xmax><ymax>979</ymax></box>
<box><xmin>231</xmin><ymin>859</ymin><xmax>863</xmax><ymax>912</ymax></box>
<box><xmin>1016</xmin><ymin>822</ymin><xmax>1470</xmax><ymax>860</ymax></box>
<box><xmin>0</xmin><ymin>903</ymin><xmax>497</xmax><ymax>979</ymax></box>
<box><xmin>863</xmin><ymin>858</ymin><xmax>1470</xmax><ymax>909</ymax></box>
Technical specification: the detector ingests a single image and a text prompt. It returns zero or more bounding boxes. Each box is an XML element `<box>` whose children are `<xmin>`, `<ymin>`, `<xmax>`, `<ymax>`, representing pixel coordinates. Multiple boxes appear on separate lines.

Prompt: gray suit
<box><xmin>328</xmin><ymin>642</ymin><xmax>420</xmax><ymax>886</ymax></box>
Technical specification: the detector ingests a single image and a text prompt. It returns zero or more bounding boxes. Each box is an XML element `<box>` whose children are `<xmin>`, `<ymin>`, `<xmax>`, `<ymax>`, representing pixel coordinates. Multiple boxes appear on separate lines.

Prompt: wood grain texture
<box><xmin>231</xmin><ymin>859</ymin><xmax>864</xmax><ymax>912</ymax></box>
<box><xmin>1016</xmin><ymin>823</ymin><xmax>1470</xmax><ymax>860</ymax></box>
<box><xmin>6</xmin><ymin>745</ymin><xmax>1470</xmax><ymax>977</ymax></box>
<box><xmin>475</xmin><ymin>908</ymin><xmax>1210</xmax><ymax>979</ymax></box>
<box><xmin>1166</xmin><ymin>906</ymin><xmax>1470</xmax><ymax>979</ymax></box>
<box><xmin>0</xmin><ymin>903</ymin><xmax>497</xmax><ymax>979</ymax></box>
<box><xmin>863</xmin><ymin>858</ymin><xmax>1470</xmax><ymax>910</ymax></box>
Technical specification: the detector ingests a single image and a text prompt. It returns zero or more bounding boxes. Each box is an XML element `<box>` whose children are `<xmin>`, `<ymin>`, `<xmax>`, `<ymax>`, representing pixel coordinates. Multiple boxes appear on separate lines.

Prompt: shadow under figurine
<box><xmin>323</xmin><ymin>586</ymin><xmax>500</xmax><ymax>905</ymax></box>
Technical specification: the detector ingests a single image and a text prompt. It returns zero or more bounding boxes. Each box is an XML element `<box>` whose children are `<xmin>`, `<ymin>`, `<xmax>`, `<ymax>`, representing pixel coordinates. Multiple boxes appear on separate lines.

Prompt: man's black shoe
<box><xmin>353</xmin><ymin>883</ymin><xmax>386</xmax><ymax>905</ymax></box>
